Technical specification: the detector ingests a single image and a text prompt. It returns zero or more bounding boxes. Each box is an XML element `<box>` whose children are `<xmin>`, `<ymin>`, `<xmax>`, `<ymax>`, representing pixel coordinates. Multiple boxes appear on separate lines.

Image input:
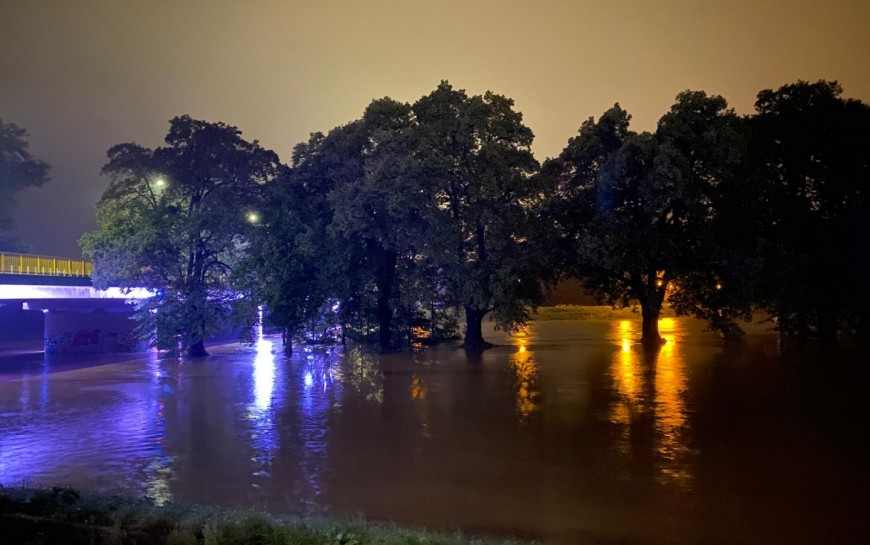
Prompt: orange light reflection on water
<box><xmin>410</xmin><ymin>375</ymin><xmax>427</xmax><ymax>400</ymax></box>
<box><xmin>609</xmin><ymin>318</ymin><xmax>693</xmax><ymax>487</ymax></box>
<box><xmin>511</xmin><ymin>329</ymin><xmax>539</xmax><ymax>419</ymax></box>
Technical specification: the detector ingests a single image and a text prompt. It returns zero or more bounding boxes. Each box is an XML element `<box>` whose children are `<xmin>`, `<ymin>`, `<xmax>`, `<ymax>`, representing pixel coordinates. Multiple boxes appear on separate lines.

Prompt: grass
<box><xmin>531</xmin><ymin>305</ymin><xmax>676</xmax><ymax>321</ymax></box>
<box><xmin>0</xmin><ymin>486</ymin><xmax>534</xmax><ymax>545</ymax></box>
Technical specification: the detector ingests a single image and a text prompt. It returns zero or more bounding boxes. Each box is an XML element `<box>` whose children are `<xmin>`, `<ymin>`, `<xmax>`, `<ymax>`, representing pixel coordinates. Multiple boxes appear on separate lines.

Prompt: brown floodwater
<box><xmin>0</xmin><ymin>318</ymin><xmax>867</xmax><ymax>544</ymax></box>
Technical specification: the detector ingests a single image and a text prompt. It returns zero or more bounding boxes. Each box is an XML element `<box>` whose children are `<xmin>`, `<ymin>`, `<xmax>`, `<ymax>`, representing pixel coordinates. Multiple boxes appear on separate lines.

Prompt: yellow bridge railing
<box><xmin>0</xmin><ymin>252</ymin><xmax>93</xmax><ymax>277</ymax></box>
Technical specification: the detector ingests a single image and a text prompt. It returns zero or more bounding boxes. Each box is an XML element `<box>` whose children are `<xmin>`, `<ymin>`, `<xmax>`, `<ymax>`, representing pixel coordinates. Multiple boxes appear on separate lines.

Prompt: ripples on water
<box><xmin>1</xmin><ymin>319</ymin><xmax>867</xmax><ymax>544</ymax></box>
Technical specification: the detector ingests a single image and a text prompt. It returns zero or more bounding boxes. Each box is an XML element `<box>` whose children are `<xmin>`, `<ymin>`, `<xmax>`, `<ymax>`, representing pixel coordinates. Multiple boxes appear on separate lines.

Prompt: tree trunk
<box><xmin>377</xmin><ymin>294</ymin><xmax>392</xmax><ymax>351</ymax></box>
<box><xmin>640</xmin><ymin>303</ymin><xmax>664</xmax><ymax>347</ymax></box>
<box><xmin>373</xmin><ymin>245</ymin><xmax>398</xmax><ymax>352</ymax></box>
<box><xmin>634</xmin><ymin>272</ymin><xmax>665</xmax><ymax>347</ymax></box>
<box><xmin>463</xmin><ymin>306</ymin><xmax>492</xmax><ymax>353</ymax></box>
<box><xmin>187</xmin><ymin>339</ymin><xmax>209</xmax><ymax>357</ymax></box>
<box><xmin>282</xmin><ymin>329</ymin><xmax>293</xmax><ymax>355</ymax></box>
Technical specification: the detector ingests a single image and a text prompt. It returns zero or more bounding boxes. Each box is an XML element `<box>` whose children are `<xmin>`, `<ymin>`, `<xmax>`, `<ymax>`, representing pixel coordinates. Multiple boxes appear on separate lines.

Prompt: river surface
<box><xmin>0</xmin><ymin>318</ymin><xmax>867</xmax><ymax>544</ymax></box>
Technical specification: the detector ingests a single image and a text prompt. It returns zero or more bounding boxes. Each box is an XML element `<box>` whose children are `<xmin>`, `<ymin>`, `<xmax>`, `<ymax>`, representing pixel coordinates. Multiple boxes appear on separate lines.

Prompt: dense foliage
<box><xmin>744</xmin><ymin>81</ymin><xmax>870</xmax><ymax>342</ymax></box>
<box><xmin>544</xmin><ymin>92</ymin><xmax>745</xmax><ymax>344</ymax></box>
<box><xmin>82</xmin><ymin>80</ymin><xmax>870</xmax><ymax>353</ymax></box>
<box><xmin>81</xmin><ymin>116</ymin><xmax>282</xmax><ymax>356</ymax></box>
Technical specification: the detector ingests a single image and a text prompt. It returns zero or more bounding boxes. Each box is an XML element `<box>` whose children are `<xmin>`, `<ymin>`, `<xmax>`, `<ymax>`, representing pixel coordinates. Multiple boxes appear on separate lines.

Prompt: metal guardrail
<box><xmin>0</xmin><ymin>252</ymin><xmax>93</xmax><ymax>277</ymax></box>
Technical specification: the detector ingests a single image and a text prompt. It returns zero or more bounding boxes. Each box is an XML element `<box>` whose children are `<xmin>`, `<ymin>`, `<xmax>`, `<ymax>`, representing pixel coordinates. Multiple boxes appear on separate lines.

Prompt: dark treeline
<box><xmin>0</xmin><ymin>119</ymin><xmax>51</xmax><ymax>252</ymax></box>
<box><xmin>78</xmin><ymin>80</ymin><xmax>870</xmax><ymax>356</ymax></box>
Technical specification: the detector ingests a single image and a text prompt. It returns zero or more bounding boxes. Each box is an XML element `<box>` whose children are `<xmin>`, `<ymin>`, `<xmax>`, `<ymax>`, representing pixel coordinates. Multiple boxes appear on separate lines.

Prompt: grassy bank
<box><xmin>0</xmin><ymin>486</ymin><xmax>532</xmax><ymax>545</ymax></box>
<box><xmin>531</xmin><ymin>305</ymin><xmax>675</xmax><ymax>321</ymax></box>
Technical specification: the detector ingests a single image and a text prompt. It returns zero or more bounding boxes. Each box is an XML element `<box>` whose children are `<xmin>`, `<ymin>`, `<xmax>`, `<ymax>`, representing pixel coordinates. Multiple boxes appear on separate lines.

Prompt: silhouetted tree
<box><xmin>547</xmin><ymin>92</ymin><xmax>744</xmax><ymax>344</ymax></box>
<box><xmin>746</xmin><ymin>80</ymin><xmax>870</xmax><ymax>343</ymax></box>
<box><xmin>328</xmin><ymin>98</ymin><xmax>428</xmax><ymax>351</ymax></box>
<box><xmin>0</xmin><ymin>119</ymin><xmax>50</xmax><ymax>251</ymax></box>
<box><xmin>412</xmin><ymin>82</ymin><xmax>545</xmax><ymax>352</ymax></box>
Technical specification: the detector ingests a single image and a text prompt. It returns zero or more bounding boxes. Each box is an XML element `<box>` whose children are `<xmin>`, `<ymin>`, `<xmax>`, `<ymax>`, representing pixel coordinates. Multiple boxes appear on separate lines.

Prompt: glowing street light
<box><xmin>154</xmin><ymin>177</ymin><xmax>166</xmax><ymax>188</ymax></box>
<box><xmin>247</xmin><ymin>211</ymin><xmax>260</xmax><ymax>224</ymax></box>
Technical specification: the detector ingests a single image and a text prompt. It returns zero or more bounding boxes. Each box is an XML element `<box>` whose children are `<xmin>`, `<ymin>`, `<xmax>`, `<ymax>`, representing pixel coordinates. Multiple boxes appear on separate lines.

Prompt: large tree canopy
<box><xmin>252</xmin><ymin>84</ymin><xmax>549</xmax><ymax>354</ymax></box>
<box><xmin>412</xmin><ymin>82</ymin><xmax>547</xmax><ymax>351</ymax></box>
<box><xmin>745</xmin><ymin>80</ymin><xmax>870</xmax><ymax>342</ymax></box>
<box><xmin>0</xmin><ymin>119</ymin><xmax>50</xmax><ymax>251</ymax></box>
<box><xmin>81</xmin><ymin>115</ymin><xmax>282</xmax><ymax>356</ymax></box>
<box><xmin>326</xmin><ymin>98</ymin><xmax>428</xmax><ymax>350</ymax></box>
<box><xmin>546</xmin><ymin>91</ymin><xmax>744</xmax><ymax>344</ymax></box>
<box><xmin>77</xmin><ymin>80</ymin><xmax>869</xmax><ymax>355</ymax></box>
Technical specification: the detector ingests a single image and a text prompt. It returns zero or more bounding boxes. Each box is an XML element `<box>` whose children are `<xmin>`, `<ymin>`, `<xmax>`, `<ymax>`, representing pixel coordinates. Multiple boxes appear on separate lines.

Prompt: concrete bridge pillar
<box><xmin>44</xmin><ymin>308</ymin><xmax>147</xmax><ymax>355</ymax></box>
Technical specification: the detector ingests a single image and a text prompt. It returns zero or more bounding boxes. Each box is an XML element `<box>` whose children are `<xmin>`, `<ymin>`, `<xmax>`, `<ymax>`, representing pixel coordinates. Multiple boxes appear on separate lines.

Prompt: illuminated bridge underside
<box><xmin>0</xmin><ymin>252</ymin><xmax>152</xmax><ymax>304</ymax></box>
<box><xmin>0</xmin><ymin>285</ymin><xmax>153</xmax><ymax>304</ymax></box>
<box><xmin>0</xmin><ymin>254</ymin><xmax>154</xmax><ymax>355</ymax></box>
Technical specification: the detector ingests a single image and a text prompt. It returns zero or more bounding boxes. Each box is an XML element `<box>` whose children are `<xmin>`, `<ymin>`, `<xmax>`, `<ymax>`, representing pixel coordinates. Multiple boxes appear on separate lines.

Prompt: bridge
<box><xmin>0</xmin><ymin>251</ymin><xmax>93</xmax><ymax>277</ymax></box>
<box><xmin>0</xmin><ymin>251</ymin><xmax>153</xmax><ymax>356</ymax></box>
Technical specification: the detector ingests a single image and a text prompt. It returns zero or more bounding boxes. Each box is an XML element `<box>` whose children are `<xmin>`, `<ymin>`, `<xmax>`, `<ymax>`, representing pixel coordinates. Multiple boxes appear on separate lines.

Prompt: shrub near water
<box><xmin>0</xmin><ymin>486</ymin><xmax>533</xmax><ymax>545</ymax></box>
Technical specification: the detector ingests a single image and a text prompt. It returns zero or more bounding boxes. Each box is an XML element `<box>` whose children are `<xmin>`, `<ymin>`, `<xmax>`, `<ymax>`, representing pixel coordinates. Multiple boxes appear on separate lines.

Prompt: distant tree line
<box><xmin>0</xmin><ymin>119</ymin><xmax>50</xmax><ymax>252</ymax></box>
<box><xmin>78</xmin><ymin>80</ymin><xmax>870</xmax><ymax>355</ymax></box>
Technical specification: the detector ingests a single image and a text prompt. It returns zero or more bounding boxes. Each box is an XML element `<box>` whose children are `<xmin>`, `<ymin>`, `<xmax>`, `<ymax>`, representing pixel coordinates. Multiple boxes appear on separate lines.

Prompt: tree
<box><xmin>547</xmin><ymin>92</ymin><xmax>744</xmax><ymax>345</ymax></box>
<box><xmin>0</xmin><ymin>119</ymin><xmax>50</xmax><ymax>251</ymax></box>
<box><xmin>412</xmin><ymin>82</ymin><xmax>545</xmax><ymax>352</ymax></box>
<box><xmin>80</xmin><ymin>116</ymin><xmax>282</xmax><ymax>356</ymax></box>
<box><xmin>327</xmin><ymin>98</ymin><xmax>437</xmax><ymax>351</ymax></box>
<box><xmin>238</xmin><ymin>132</ymin><xmax>339</xmax><ymax>353</ymax></box>
<box><xmin>745</xmin><ymin>80</ymin><xmax>870</xmax><ymax>343</ymax></box>
<box><xmin>259</xmin><ymin>98</ymin><xmax>442</xmax><ymax>352</ymax></box>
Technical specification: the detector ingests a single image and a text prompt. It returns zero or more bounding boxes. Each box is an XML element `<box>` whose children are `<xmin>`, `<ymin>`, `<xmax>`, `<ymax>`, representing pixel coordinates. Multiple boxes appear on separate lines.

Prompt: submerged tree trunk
<box><xmin>635</xmin><ymin>272</ymin><xmax>666</xmax><ymax>347</ymax></box>
<box><xmin>282</xmin><ymin>329</ymin><xmax>293</xmax><ymax>355</ymax></box>
<box><xmin>640</xmin><ymin>305</ymin><xmax>663</xmax><ymax>347</ymax></box>
<box><xmin>463</xmin><ymin>306</ymin><xmax>492</xmax><ymax>353</ymax></box>
<box><xmin>187</xmin><ymin>339</ymin><xmax>209</xmax><ymax>357</ymax></box>
<box><xmin>374</xmin><ymin>247</ymin><xmax>398</xmax><ymax>352</ymax></box>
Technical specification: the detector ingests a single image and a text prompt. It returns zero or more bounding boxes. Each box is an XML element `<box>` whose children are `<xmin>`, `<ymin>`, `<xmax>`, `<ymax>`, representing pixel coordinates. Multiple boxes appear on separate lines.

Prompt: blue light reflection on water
<box><xmin>294</xmin><ymin>345</ymin><xmax>342</xmax><ymax>505</ymax></box>
<box><xmin>246</xmin><ymin>336</ymin><xmax>282</xmax><ymax>478</ymax></box>
<box><xmin>143</xmin><ymin>353</ymin><xmax>173</xmax><ymax>505</ymax></box>
<box><xmin>0</xmin><ymin>350</ymin><xmax>171</xmax><ymax>496</ymax></box>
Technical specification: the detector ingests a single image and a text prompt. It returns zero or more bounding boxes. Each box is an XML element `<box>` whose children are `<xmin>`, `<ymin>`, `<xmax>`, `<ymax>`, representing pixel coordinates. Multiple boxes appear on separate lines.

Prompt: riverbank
<box><xmin>532</xmin><ymin>304</ymin><xmax>675</xmax><ymax>321</ymax></box>
<box><xmin>0</xmin><ymin>486</ymin><xmax>533</xmax><ymax>545</ymax></box>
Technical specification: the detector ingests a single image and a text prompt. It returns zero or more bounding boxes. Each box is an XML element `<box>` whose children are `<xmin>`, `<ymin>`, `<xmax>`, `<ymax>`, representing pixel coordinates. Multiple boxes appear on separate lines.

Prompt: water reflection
<box><xmin>142</xmin><ymin>354</ymin><xmax>173</xmax><ymax>505</ymax></box>
<box><xmin>653</xmin><ymin>319</ymin><xmax>691</xmax><ymax>484</ymax></box>
<box><xmin>410</xmin><ymin>375</ymin><xmax>427</xmax><ymax>400</ymax></box>
<box><xmin>0</xmin><ymin>351</ymin><xmax>173</xmax><ymax>497</ymax></box>
<box><xmin>332</xmin><ymin>346</ymin><xmax>383</xmax><ymax>403</ymax></box>
<box><xmin>253</xmin><ymin>338</ymin><xmax>276</xmax><ymax>411</ymax></box>
<box><xmin>246</xmin><ymin>337</ymin><xmax>283</xmax><ymax>479</ymax></box>
<box><xmin>609</xmin><ymin>318</ymin><xmax>693</xmax><ymax>487</ymax></box>
<box><xmin>297</xmin><ymin>351</ymin><xmax>329</xmax><ymax>502</ymax></box>
<box><xmin>2</xmin><ymin>321</ymin><xmax>862</xmax><ymax>545</ymax></box>
<box><xmin>510</xmin><ymin>337</ymin><xmax>540</xmax><ymax>418</ymax></box>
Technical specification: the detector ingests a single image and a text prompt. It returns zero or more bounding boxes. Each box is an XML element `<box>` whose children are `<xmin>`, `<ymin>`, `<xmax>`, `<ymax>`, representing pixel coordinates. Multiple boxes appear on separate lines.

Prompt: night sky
<box><xmin>2</xmin><ymin>0</ymin><xmax>868</xmax><ymax>257</ymax></box>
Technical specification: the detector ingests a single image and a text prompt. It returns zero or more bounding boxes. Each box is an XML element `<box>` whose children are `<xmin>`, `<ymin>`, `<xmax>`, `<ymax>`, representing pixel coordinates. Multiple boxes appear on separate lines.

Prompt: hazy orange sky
<box><xmin>2</xmin><ymin>0</ymin><xmax>868</xmax><ymax>255</ymax></box>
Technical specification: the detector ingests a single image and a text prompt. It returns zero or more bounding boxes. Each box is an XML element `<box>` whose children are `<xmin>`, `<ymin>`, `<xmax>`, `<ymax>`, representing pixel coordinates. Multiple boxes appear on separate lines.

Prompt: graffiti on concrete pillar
<box><xmin>45</xmin><ymin>312</ymin><xmax>146</xmax><ymax>355</ymax></box>
<box><xmin>72</xmin><ymin>329</ymin><xmax>102</xmax><ymax>346</ymax></box>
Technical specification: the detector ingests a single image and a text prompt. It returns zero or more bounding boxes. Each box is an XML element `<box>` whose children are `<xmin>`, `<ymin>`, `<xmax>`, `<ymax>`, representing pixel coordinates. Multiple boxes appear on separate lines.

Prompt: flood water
<box><xmin>1</xmin><ymin>318</ymin><xmax>867</xmax><ymax>544</ymax></box>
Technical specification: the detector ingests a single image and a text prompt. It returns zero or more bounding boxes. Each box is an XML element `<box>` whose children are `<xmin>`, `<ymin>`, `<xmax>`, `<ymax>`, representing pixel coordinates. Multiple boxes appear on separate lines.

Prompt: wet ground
<box><xmin>0</xmin><ymin>319</ymin><xmax>867</xmax><ymax>544</ymax></box>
